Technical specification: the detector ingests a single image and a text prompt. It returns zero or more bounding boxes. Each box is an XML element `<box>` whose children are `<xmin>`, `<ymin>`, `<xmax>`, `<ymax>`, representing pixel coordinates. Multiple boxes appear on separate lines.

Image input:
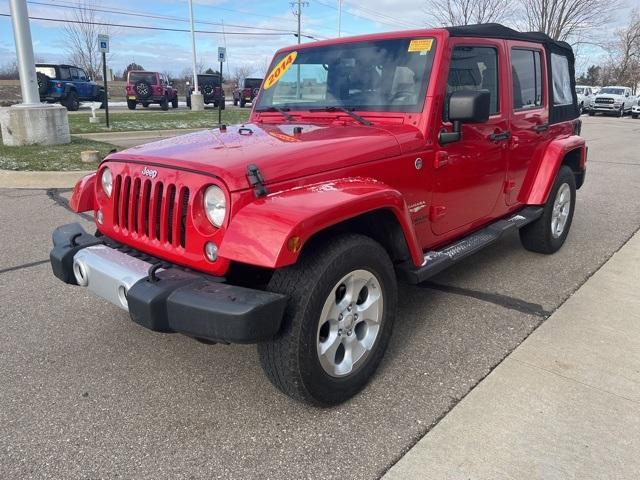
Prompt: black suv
<box><xmin>186</xmin><ymin>73</ymin><xmax>225</xmax><ymax>109</ymax></box>
<box><xmin>36</xmin><ymin>64</ymin><xmax>106</xmax><ymax>111</ymax></box>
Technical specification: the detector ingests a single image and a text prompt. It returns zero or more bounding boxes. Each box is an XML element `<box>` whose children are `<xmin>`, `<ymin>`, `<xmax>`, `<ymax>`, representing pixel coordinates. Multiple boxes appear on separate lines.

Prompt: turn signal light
<box><xmin>287</xmin><ymin>236</ymin><xmax>302</xmax><ymax>253</ymax></box>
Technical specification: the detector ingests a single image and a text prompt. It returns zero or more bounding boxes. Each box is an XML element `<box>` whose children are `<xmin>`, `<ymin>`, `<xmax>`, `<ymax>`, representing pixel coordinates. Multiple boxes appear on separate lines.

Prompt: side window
<box><xmin>59</xmin><ymin>67</ymin><xmax>71</xmax><ymax>80</ymax></box>
<box><xmin>511</xmin><ymin>49</ymin><xmax>543</xmax><ymax>110</ymax></box>
<box><xmin>78</xmin><ymin>69</ymin><xmax>88</xmax><ymax>81</ymax></box>
<box><xmin>447</xmin><ymin>46</ymin><xmax>499</xmax><ymax>116</ymax></box>
<box><xmin>70</xmin><ymin>68</ymin><xmax>79</xmax><ymax>80</ymax></box>
<box><xmin>550</xmin><ymin>53</ymin><xmax>572</xmax><ymax>106</ymax></box>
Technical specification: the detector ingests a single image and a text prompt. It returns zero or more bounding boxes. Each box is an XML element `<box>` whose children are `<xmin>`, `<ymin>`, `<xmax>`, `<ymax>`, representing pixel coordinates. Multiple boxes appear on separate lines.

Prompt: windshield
<box><xmin>244</xmin><ymin>78</ymin><xmax>262</xmax><ymax>89</ymax></box>
<box><xmin>129</xmin><ymin>72</ymin><xmax>157</xmax><ymax>85</ymax></box>
<box><xmin>256</xmin><ymin>37</ymin><xmax>436</xmax><ymax>112</ymax></box>
<box><xmin>600</xmin><ymin>88</ymin><xmax>624</xmax><ymax>95</ymax></box>
<box><xmin>198</xmin><ymin>74</ymin><xmax>221</xmax><ymax>85</ymax></box>
<box><xmin>575</xmin><ymin>87</ymin><xmax>584</xmax><ymax>94</ymax></box>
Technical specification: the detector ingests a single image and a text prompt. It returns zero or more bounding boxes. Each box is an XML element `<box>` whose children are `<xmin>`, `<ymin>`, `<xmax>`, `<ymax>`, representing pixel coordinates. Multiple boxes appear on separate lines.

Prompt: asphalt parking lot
<box><xmin>1</xmin><ymin>115</ymin><xmax>639</xmax><ymax>479</ymax></box>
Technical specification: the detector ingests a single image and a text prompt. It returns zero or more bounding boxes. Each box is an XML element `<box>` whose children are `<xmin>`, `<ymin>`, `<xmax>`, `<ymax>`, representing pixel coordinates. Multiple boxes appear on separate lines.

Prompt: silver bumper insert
<box><xmin>73</xmin><ymin>245</ymin><xmax>157</xmax><ymax>310</ymax></box>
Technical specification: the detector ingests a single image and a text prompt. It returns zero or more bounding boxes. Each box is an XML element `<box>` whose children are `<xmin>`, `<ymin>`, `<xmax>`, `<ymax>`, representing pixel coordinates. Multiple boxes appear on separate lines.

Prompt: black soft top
<box><xmin>446</xmin><ymin>23</ymin><xmax>572</xmax><ymax>53</ymax></box>
<box><xmin>446</xmin><ymin>23</ymin><xmax>578</xmax><ymax>124</ymax></box>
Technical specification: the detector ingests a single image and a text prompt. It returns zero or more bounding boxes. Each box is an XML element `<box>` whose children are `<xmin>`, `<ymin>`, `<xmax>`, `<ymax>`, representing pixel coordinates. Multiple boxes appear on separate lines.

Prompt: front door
<box><xmin>431</xmin><ymin>40</ymin><xmax>509</xmax><ymax>236</ymax></box>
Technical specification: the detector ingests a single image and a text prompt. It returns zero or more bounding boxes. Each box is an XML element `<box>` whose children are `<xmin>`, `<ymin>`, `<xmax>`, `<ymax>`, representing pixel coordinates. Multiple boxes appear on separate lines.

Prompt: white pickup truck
<box><xmin>589</xmin><ymin>86</ymin><xmax>637</xmax><ymax>117</ymax></box>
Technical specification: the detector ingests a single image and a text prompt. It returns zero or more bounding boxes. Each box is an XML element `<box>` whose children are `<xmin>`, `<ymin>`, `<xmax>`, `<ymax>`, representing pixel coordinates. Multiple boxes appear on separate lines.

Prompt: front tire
<box><xmin>171</xmin><ymin>95</ymin><xmax>178</xmax><ymax>109</ymax></box>
<box><xmin>160</xmin><ymin>96</ymin><xmax>169</xmax><ymax>111</ymax></box>
<box><xmin>127</xmin><ymin>99</ymin><xmax>137</xmax><ymax>110</ymax></box>
<box><xmin>258</xmin><ymin>234</ymin><xmax>397</xmax><ymax>406</ymax></box>
<box><xmin>519</xmin><ymin>165</ymin><xmax>576</xmax><ymax>254</ymax></box>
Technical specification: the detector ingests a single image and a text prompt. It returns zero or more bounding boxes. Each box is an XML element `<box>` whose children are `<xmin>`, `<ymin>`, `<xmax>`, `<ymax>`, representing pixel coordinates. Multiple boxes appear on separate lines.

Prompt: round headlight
<box><xmin>204</xmin><ymin>185</ymin><xmax>226</xmax><ymax>227</ymax></box>
<box><xmin>101</xmin><ymin>168</ymin><xmax>113</xmax><ymax>198</ymax></box>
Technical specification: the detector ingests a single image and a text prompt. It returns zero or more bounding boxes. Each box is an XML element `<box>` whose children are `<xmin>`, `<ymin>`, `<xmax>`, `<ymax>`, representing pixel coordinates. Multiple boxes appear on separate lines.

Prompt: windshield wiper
<box><xmin>309</xmin><ymin>106</ymin><xmax>372</xmax><ymax>126</ymax></box>
<box><xmin>255</xmin><ymin>106</ymin><xmax>294</xmax><ymax>122</ymax></box>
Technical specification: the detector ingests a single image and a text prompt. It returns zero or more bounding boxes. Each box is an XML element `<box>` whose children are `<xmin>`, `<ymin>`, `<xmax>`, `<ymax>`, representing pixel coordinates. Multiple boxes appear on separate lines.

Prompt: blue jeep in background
<box><xmin>36</xmin><ymin>63</ymin><xmax>106</xmax><ymax>111</ymax></box>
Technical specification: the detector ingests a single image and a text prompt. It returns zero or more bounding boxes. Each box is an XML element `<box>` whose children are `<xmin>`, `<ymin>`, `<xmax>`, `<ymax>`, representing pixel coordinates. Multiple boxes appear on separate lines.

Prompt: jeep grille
<box><xmin>113</xmin><ymin>174</ymin><xmax>190</xmax><ymax>248</ymax></box>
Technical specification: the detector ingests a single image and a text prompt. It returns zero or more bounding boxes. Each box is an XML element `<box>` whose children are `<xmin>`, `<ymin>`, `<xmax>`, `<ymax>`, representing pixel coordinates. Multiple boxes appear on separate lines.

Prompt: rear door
<box><xmin>505</xmin><ymin>43</ymin><xmax>549</xmax><ymax>205</ymax></box>
<box><xmin>431</xmin><ymin>39</ymin><xmax>509</xmax><ymax>236</ymax></box>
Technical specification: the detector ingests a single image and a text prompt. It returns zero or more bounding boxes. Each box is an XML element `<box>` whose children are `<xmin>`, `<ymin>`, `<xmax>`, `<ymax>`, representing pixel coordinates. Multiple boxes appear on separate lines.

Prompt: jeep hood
<box><xmin>106</xmin><ymin>123</ymin><xmax>423</xmax><ymax>192</ymax></box>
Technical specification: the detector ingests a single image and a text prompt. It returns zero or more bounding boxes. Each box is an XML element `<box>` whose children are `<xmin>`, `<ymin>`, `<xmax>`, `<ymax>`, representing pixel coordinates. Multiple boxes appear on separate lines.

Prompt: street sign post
<box><xmin>98</xmin><ymin>34</ymin><xmax>110</xmax><ymax>128</ymax></box>
<box><xmin>218</xmin><ymin>47</ymin><xmax>226</xmax><ymax>126</ymax></box>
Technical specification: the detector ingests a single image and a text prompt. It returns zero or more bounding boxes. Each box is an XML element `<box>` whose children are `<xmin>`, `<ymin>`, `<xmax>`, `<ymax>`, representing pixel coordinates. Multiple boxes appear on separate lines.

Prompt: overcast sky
<box><xmin>0</xmin><ymin>0</ymin><xmax>633</xmax><ymax>77</ymax></box>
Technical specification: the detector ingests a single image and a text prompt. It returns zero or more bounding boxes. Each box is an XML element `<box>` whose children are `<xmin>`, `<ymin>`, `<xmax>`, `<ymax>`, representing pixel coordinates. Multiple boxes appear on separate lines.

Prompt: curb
<box><xmin>0</xmin><ymin>169</ymin><xmax>93</xmax><ymax>189</ymax></box>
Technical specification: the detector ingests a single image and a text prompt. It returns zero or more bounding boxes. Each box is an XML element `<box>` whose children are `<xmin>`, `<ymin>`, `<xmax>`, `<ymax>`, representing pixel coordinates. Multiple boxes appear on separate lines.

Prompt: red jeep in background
<box><xmin>51</xmin><ymin>24</ymin><xmax>586</xmax><ymax>406</ymax></box>
<box><xmin>233</xmin><ymin>77</ymin><xmax>263</xmax><ymax>107</ymax></box>
<box><xmin>126</xmin><ymin>70</ymin><xmax>178</xmax><ymax>110</ymax></box>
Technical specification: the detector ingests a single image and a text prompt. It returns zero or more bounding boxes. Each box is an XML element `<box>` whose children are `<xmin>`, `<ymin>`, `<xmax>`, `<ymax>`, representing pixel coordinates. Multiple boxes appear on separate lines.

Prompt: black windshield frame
<box><xmin>256</xmin><ymin>37</ymin><xmax>436</xmax><ymax>113</ymax></box>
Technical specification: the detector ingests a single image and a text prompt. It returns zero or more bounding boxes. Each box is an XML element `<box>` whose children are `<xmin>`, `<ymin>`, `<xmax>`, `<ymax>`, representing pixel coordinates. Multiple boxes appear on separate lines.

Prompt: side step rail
<box><xmin>396</xmin><ymin>206</ymin><xmax>543</xmax><ymax>284</ymax></box>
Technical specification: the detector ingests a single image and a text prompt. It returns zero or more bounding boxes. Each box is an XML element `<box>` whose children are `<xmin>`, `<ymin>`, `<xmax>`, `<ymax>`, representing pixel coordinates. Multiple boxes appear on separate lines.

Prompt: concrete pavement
<box><xmin>384</xmin><ymin>230</ymin><xmax>640</xmax><ymax>480</ymax></box>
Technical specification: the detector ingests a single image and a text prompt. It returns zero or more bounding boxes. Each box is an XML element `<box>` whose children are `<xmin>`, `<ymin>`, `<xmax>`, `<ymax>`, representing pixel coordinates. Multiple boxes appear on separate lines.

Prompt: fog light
<box><xmin>96</xmin><ymin>209</ymin><xmax>104</xmax><ymax>224</ymax></box>
<box><xmin>204</xmin><ymin>242</ymin><xmax>218</xmax><ymax>262</ymax></box>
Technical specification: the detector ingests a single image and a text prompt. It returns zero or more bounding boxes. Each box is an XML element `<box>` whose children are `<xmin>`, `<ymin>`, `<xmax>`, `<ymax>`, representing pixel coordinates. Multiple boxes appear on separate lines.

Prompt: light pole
<box><xmin>338</xmin><ymin>0</ymin><xmax>342</xmax><ymax>37</ymax></box>
<box><xmin>9</xmin><ymin>0</ymin><xmax>39</xmax><ymax>105</ymax></box>
<box><xmin>0</xmin><ymin>0</ymin><xmax>70</xmax><ymax>146</ymax></box>
<box><xmin>187</xmin><ymin>0</ymin><xmax>204</xmax><ymax>111</ymax></box>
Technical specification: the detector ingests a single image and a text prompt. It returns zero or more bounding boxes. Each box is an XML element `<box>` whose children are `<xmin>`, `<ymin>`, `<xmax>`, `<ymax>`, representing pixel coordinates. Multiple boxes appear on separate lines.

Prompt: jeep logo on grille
<box><xmin>141</xmin><ymin>167</ymin><xmax>158</xmax><ymax>179</ymax></box>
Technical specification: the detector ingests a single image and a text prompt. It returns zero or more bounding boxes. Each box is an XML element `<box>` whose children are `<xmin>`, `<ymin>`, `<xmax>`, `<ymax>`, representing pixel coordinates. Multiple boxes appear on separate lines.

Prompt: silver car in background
<box><xmin>575</xmin><ymin>85</ymin><xmax>595</xmax><ymax>114</ymax></box>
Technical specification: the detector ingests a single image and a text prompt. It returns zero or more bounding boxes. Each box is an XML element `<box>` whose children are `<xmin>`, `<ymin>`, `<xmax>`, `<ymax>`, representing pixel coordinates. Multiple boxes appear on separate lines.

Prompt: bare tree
<box><xmin>230</xmin><ymin>64</ymin><xmax>253</xmax><ymax>86</ymax></box>
<box><xmin>600</xmin><ymin>12</ymin><xmax>640</xmax><ymax>90</ymax></box>
<box><xmin>520</xmin><ymin>0</ymin><xmax>621</xmax><ymax>42</ymax></box>
<box><xmin>424</xmin><ymin>0</ymin><xmax>512</xmax><ymax>26</ymax></box>
<box><xmin>62</xmin><ymin>1</ymin><xmax>112</xmax><ymax>80</ymax></box>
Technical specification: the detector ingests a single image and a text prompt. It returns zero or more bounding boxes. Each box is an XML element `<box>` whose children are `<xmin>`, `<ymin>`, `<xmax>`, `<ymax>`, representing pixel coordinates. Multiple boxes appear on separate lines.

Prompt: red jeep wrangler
<box><xmin>126</xmin><ymin>70</ymin><xmax>178</xmax><ymax>110</ymax></box>
<box><xmin>233</xmin><ymin>77</ymin><xmax>263</xmax><ymax>107</ymax></box>
<box><xmin>51</xmin><ymin>25</ymin><xmax>586</xmax><ymax>405</ymax></box>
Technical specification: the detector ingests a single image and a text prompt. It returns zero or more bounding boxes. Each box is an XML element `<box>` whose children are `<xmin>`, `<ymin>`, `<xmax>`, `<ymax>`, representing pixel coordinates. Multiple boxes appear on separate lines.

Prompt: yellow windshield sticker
<box><xmin>408</xmin><ymin>39</ymin><xmax>433</xmax><ymax>53</ymax></box>
<box><xmin>264</xmin><ymin>51</ymin><xmax>298</xmax><ymax>89</ymax></box>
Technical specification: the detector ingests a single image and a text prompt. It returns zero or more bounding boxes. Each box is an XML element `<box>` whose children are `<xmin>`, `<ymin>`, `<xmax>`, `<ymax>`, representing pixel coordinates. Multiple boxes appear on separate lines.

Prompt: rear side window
<box><xmin>511</xmin><ymin>49</ymin><xmax>543</xmax><ymax>110</ymax></box>
<box><xmin>447</xmin><ymin>46</ymin><xmax>499</xmax><ymax>115</ymax></box>
<box><xmin>551</xmin><ymin>53</ymin><xmax>572</xmax><ymax>106</ymax></box>
<box><xmin>59</xmin><ymin>67</ymin><xmax>71</xmax><ymax>80</ymax></box>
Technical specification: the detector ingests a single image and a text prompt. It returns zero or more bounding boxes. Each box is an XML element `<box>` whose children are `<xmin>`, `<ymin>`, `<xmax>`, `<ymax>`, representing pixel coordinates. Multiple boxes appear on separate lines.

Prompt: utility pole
<box><xmin>338</xmin><ymin>0</ymin><xmax>342</xmax><ymax>37</ymax></box>
<box><xmin>187</xmin><ymin>0</ymin><xmax>204</xmax><ymax>111</ymax></box>
<box><xmin>291</xmin><ymin>0</ymin><xmax>307</xmax><ymax>98</ymax></box>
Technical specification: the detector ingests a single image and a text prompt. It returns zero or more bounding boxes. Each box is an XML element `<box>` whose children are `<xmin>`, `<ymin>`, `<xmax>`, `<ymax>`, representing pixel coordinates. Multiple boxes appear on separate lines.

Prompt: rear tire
<box><xmin>240</xmin><ymin>98</ymin><xmax>246</xmax><ymax>108</ymax></box>
<box><xmin>160</xmin><ymin>96</ymin><xmax>169</xmax><ymax>111</ymax></box>
<box><xmin>519</xmin><ymin>165</ymin><xmax>576</xmax><ymax>254</ymax></box>
<box><xmin>36</xmin><ymin>72</ymin><xmax>51</xmax><ymax>95</ymax></box>
<box><xmin>63</xmin><ymin>90</ymin><xmax>80</xmax><ymax>111</ymax></box>
<box><xmin>588</xmin><ymin>111</ymin><xmax>595</xmax><ymax>116</ymax></box>
<box><xmin>97</xmin><ymin>90</ymin><xmax>107</xmax><ymax>109</ymax></box>
<box><xmin>258</xmin><ymin>234</ymin><xmax>397</xmax><ymax>406</ymax></box>
<box><xmin>233</xmin><ymin>97</ymin><xmax>238</xmax><ymax>106</ymax></box>
<box><xmin>127</xmin><ymin>99</ymin><xmax>137</xmax><ymax>110</ymax></box>
<box><xmin>171</xmin><ymin>95</ymin><xmax>178</xmax><ymax>109</ymax></box>
<box><xmin>633</xmin><ymin>113</ymin><xmax>638</xmax><ymax>119</ymax></box>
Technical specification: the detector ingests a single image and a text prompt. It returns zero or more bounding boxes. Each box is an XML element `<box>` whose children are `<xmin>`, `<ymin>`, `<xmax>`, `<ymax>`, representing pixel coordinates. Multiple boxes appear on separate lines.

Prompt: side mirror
<box><xmin>439</xmin><ymin>90</ymin><xmax>491</xmax><ymax>145</ymax></box>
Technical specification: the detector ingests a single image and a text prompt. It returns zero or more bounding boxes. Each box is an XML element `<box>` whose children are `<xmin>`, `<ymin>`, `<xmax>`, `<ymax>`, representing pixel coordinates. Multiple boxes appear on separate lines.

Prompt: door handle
<box><xmin>489</xmin><ymin>130</ymin><xmax>511</xmax><ymax>142</ymax></box>
<box><xmin>533</xmin><ymin>123</ymin><xmax>549</xmax><ymax>133</ymax></box>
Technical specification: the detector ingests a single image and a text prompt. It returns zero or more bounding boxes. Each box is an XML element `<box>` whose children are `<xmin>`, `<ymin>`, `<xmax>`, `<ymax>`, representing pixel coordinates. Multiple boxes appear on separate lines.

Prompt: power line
<box><xmin>25</xmin><ymin>0</ymin><xmax>318</xmax><ymax>35</ymax></box>
<box><xmin>0</xmin><ymin>12</ymin><xmax>317</xmax><ymax>36</ymax></box>
<box><xmin>314</xmin><ymin>0</ymin><xmax>421</xmax><ymax>29</ymax></box>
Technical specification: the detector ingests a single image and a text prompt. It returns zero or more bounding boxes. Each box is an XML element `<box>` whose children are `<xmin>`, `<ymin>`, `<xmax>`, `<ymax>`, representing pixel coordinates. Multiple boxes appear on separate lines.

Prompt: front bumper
<box><xmin>50</xmin><ymin>223</ymin><xmax>287</xmax><ymax>343</ymax></box>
